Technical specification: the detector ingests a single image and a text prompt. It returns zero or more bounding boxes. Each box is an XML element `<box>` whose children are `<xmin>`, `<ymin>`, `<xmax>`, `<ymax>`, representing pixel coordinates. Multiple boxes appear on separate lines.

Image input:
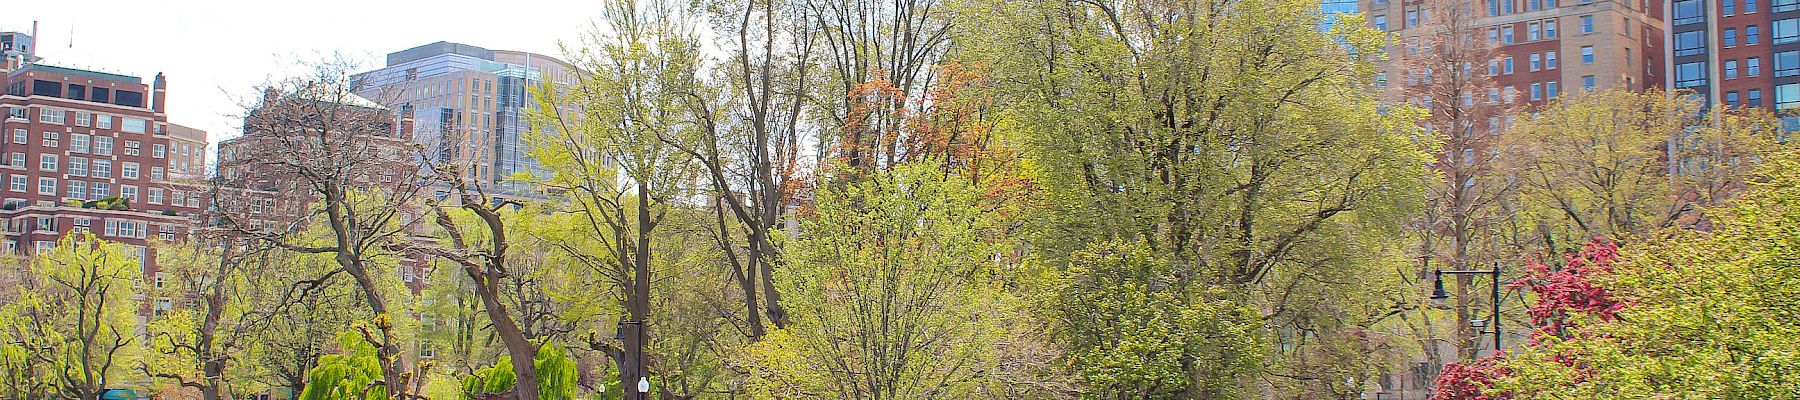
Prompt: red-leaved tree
<box><xmin>1430</xmin><ymin>237</ymin><xmax>1627</xmax><ymax>399</ymax></box>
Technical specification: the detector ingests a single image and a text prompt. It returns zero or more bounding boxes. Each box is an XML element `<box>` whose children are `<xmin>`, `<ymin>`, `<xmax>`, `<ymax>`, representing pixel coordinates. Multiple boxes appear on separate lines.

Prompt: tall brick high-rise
<box><xmin>1663</xmin><ymin>0</ymin><xmax>1800</xmax><ymax>122</ymax></box>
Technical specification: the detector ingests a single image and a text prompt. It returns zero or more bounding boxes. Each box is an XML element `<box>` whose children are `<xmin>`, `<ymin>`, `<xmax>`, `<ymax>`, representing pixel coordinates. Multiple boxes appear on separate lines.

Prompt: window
<box><xmin>150</xmin><ymin>167</ymin><xmax>165</xmax><ymax>181</ymax></box>
<box><xmin>70</xmin><ymin>134</ymin><xmax>89</xmax><ymax>153</ymax></box>
<box><xmin>121</xmin><ymin>185</ymin><xmax>137</xmax><ymax>202</ymax></box>
<box><xmin>1750</xmin><ymin>57</ymin><xmax>1762</xmax><ymax>76</ymax></box>
<box><xmin>1530</xmin><ymin>83</ymin><xmax>1544</xmax><ymax>101</ymax></box>
<box><xmin>94</xmin><ymin>137</ymin><xmax>113</xmax><ymax>156</ymax></box>
<box><xmin>41</xmin><ymin>131</ymin><xmax>57</xmax><ymax>148</ymax></box>
<box><xmin>68</xmin><ymin>157</ymin><xmax>87</xmax><ymax>176</ymax></box>
<box><xmin>38</xmin><ymin>108</ymin><xmax>65</xmax><ymax>124</ymax></box>
<box><xmin>1546</xmin><ymin>51</ymin><xmax>1558</xmax><ymax>69</ymax></box>
<box><xmin>1674</xmin><ymin>0</ymin><xmax>1704</xmax><ymax>25</ymax></box>
<box><xmin>1776</xmin><ymin>19</ymin><xmax>1800</xmax><ymax>45</ymax></box>
<box><xmin>71</xmin><ymin>218</ymin><xmax>89</xmax><ymax>234</ymax></box>
<box><xmin>1675</xmin><ymin>31</ymin><xmax>1706</xmax><ymax>56</ymax></box>
<box><xmin>121</xmin><ymin>118</ymin><xmax>147</xmax><ymax>134</ymax></box>
<box><xmin>1750</xmin><ymin>89</ymin><xmax>1764</xmax><ymax>107</ymax></box>
<box><xmin>1778</xmin><ymin>84</ymin><xmax>1800</xmax><ymax>109</ymax></box>
<box><xmin>1488</xmin><ymin>59</ymin><xmax>1500</xmax><ymax>75</ymax></box>
<box><xmin>1530</xmin><ymin>53</ymin><xmax>1542</xmax><ymax>71</ymax></box>
<box><xmin>1374</xmin><ymin>15</ymin><xmax>1388</xmax><ymax>30</ymax></box>
<box><xmin>74</xmin><ymin>112</ymin><xmax>91</xmax><ymax>127</ymax></box>
<box><xmin>38</xmin><ymin>155</ymin><xmax>56</xmax><ymax>172</ymax></box>
<box><xmin>1776</xmin><ymin>51</ymin><xmax>1800</xmax><ymax>77</ymax></box>
<box><xmin>36</xmin><ymin>177</ymin><xmax>54</xmax><ymax>195</ymax></box>
<box><xmin>1547</xmin><ymin>81</ymin><xmax>1559</xmax><ymax>99</ymax></box>
<box><xmin>123</xmin><ymin>140</ymin><xmax>139</xmax><ymax>156</ymax></box>
<box><xmin>93</xmin><ymin>160</ymin><xmax>112</xmax><ymax>179</ymax></box>
<box><xmin>122</xmin><ymin>162</ymin><xmax>139</xmax><ymax>179</ymax></box>
<box><xmin>152</xmin><ymin>144</ymin><xmax>166</xmax><ymax>158</ymax></box>
<box><xmin>1728</xmin><ymin>60</ymin><xmax>1740</xmax><ymax>79</ymax></box>
<box><xmin>148</xmin><ymin>188</ymin><xmax>164</xmax><ymax>205</ymax></box>
<box><xmin>9</xmin><ymin>129</ymin><xmax>22</xmax><ymax>144</ymax></box>
<box><xmin>1544</xmin><ymin>19</ymin><xmax>1558</xmax><ymax>38</ymax></box>
<box><xmin>5</xmin><ymin>107</ymin><xmax>22</xmax><ymax>120</ymax></box>
<box><xmin>1580</xmin><ymin>15</ymin><xmax>1595</xmax><ymax>33</ymax></box>
<box><xmin>1675</xmin><ymin>62</ymin><xmax>1708</xmax><ymax>88</ymax></box>
<box><xmin>1749</xmin><ymin>25</ymin><xmax>1761</xmax><ymax>45</ymax></box>
<box><xmin>1778</xmin><ymin>0</ymin><xmax>1800</xmax><ymax>12</ymax></box>
<box><xmin>1581</xmin><ymin>46</ymin><xmax>1596</xmax><ymax>64</ymax></box>
<box><xmin>1502</xmin><ymin>26</ymin><xmax>1515</xmax><ymax>44</ymax></box>
<box><xmin>1726</xmin><ymin>28</ymin><xmax>1739</xmax><ymax>47</ymax></box>
<box><xmin>67</xmin><ymin>181</ymin><xmax>85</xmax><ymax>199</ymax></box>
<box><xmin>1504</xmin><ymin>57</ymin><xmax>1515</xmax><ymax>74</ymax></box>
<box><xmin>104</xmin><ymin>219</ymin><xmax>117</xmax><ymax>236</ymax></box>
<box><xmin>1750</xmin><ymin>0</ymin><xmax>1760</xmax><ymax>12</ymax></box>
<box><xmin>8</xmin><ymin>153</ymin><xmax>20</xmax><ymax>167</ymax></box>
<box><xmin>90</xmin><ymin>182</ymin><xmax>108</xmax><ymax>199</ymax></box>
<box><xmin>1727</xmin><ymin>0</ymin><xmax>1738</xmax><ymax>14</ymax></box>
<box><xmin>1488</xmin><ymin>28</ymin><xmax>1500</xmax><ymax>43</ymax></box>
<box><xmin>8</xmin><ymin>176</ymin><xmax>22</xmax><ymax>192</ymax></box>
<box><xmin>1728</xmin><ymin>91</ymin><xmax>1742</xmax><ymax>107</ymax></box>
<box><xmin>1528</xmin><ymin>22</ymin><xmax>1542</xmax><ymax>41</ymax></box>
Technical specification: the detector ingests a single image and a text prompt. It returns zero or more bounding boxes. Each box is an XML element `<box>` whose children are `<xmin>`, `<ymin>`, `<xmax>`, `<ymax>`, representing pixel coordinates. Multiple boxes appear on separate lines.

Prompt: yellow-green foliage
<box><xmin>299</xmin><ymin>332</ymin><xmax>387</xmax><ymax>400</ymax></box>
<box><xmin>461</xmin><ymin>345</ymin><xmax>579</xmax><ymax>400</ymax></box>
<box><xmin>1495</xmin><ymin>148</ymin><xmax>1800</xmax><ymax>398</ymax></box>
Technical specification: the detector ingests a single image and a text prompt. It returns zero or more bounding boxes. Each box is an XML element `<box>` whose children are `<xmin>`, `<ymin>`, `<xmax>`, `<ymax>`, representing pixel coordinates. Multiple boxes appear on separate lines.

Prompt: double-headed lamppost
<box><xmin>1430</xmin><ymin>263</ymin><xmax>1503</xmax><ymax>351</ymax></box>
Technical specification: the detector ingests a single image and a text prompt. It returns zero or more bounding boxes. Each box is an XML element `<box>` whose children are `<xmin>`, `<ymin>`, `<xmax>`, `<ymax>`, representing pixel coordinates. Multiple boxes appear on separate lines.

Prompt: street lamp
<box><xmin>1430</xmin><ymin>263</ymin><xmax>1504</xmax><ymax>351</ymax></box>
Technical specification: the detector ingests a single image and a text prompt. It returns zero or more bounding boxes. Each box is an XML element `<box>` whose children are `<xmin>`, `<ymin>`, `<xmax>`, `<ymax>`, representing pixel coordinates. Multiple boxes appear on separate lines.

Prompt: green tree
<box><xmin>748</xmin><ymin>160</ymin><xmax>1008</xmax><ymax>399</ymax></box>
<box><xmin>1492</xmin><ymin>148</ymin><xmax>1800</xmax><ymax>398</ymax></box>
<box><xmin>0</xmin><ymin>234</ymin><xmax>146</xmax><ymax>399</ymax></box>
<box><xmin>956</xmin><ymin>0</ymin><xmax>1430</xmax><ymax>396</ymax></box>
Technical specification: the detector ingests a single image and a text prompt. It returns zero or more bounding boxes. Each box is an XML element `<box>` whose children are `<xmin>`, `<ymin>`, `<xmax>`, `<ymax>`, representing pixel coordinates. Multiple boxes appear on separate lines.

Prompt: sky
<box><xmin>2</xmin><ymin>0</ymin><xmax>608</xmax><ymax>149</ymax></box>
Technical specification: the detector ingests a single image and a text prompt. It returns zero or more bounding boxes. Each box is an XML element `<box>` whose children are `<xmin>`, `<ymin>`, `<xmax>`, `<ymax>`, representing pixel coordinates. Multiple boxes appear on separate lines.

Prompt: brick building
<box><xmin>0</xmin><ymin>64</ymin><xmax>211</xmax><ymax>315</ymax></box>
<box><xmin>1665</xmin><ymin>0</ymin><xmax>1800</xmax><ymax>122</ymax></box>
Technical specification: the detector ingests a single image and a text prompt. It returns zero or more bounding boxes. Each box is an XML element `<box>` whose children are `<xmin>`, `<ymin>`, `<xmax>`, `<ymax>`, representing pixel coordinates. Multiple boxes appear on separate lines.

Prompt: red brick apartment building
<box><xmin>0</xmin><ymin>64</ymin><xmax>210</xmax><ymax>314</ymax></box>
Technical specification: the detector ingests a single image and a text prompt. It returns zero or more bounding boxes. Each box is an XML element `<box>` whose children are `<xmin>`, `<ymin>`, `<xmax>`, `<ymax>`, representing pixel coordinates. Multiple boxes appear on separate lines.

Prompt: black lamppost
<box><xmin>1430</xmin><ymin>263</ymin><xmax>1504</xmax><ymax>351</ymax></box>
<box><xmin>615</xmin><ymin>319</ymin><xmax>648</xmax><ymax>400</ymax></box>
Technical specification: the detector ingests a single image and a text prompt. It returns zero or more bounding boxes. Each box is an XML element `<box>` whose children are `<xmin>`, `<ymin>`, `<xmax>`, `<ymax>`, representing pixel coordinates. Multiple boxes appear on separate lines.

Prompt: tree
<box><xmin>530</xmin><ymin>1</ymin><xmax>705</xmax><ymax>397</ymax></box>
<box><xmin>0</xmin><ymin>234</ymin><xmax>145</xmax><ymax>399</ymax></box>
<box><xmin>684</xmin><ymin>0</ymin><xmax>819</xmax><ymax>337</ymax></box>
<box><xmin>1485</xmin><ymin>148</ymin><xmax>1800</xmax><ymax>398</ymax></box>
<box><xmin>418</xmin><ymin>146</ymin><xmax>550</xmax><ymax>400</ymax></box>
<box><xmin>1404</xmin><ymin>0</ymin><xmax>1518</xmax><ymax>364</ymax></box>
<box><xmin>747</xmin><ymin>160</ymin><xmax>1008</xmax><ymax>399</ymax></box>
<box><xmin>957</xmin><ymin>0</ymin><xmax>1431</xmax><ymax>395</ymax></box>
<box><xmin>1497</xmin><ymin>90</ymin><xmax>1696</xmax><ymax>244</ymax></box>
<box><xmin>1052</xmin><ymin>242</ymin><xmax>1264</xmax><ymax>399</ymax></box>
<box><xmin>218</xmin><ymin>58</ymin><xmax>429</xmax><ymax>397</ymax></box>
<box><xmin>142</xmin><ymin>238</ymin><xmax>271</xmax><ymax>400</ymax></box>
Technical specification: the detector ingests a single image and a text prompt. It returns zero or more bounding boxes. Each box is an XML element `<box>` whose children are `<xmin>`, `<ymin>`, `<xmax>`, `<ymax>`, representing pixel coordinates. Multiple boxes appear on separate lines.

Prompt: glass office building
<box><xmin>352</xmin><ymin>42</ymin><xmax>575</xmax><ymax>197</ymax></box>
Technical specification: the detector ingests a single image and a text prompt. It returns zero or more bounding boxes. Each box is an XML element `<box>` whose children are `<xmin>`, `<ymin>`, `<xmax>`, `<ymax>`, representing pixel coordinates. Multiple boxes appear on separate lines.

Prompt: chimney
<box><xmin>399</xmin><ymin>105</ymin><xmax>415</xmax><ymax>140</ymax></box>
<box><xmin>152</xmin><ymin>73</ymin><xmax>167</xmax><ymax>114</ymax></box>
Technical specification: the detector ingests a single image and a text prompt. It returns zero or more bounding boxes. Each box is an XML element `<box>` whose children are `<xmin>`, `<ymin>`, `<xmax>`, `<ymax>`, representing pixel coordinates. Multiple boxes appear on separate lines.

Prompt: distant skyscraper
<box><xmin>351</xmin><ymin>42</ymin><xmax>575</xmax><ymax>197</ymax></box>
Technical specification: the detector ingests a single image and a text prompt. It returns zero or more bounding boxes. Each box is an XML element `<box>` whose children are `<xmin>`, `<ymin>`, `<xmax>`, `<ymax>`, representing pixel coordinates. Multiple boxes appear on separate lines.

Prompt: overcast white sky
<box><xmin>3</xmin><ymin>0</ymin><xmax>607</xmax><ymax>149</ymax></box>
